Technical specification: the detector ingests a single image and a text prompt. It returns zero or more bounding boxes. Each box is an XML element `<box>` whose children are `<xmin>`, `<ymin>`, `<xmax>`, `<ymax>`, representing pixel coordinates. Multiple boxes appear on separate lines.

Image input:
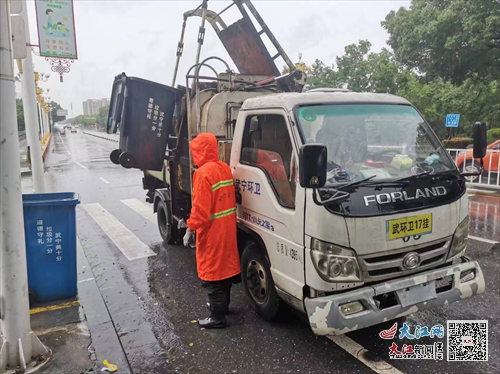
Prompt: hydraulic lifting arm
<box><xmin>171</xmin><ymin>0</ymin><xmax>297</xmax><ymax>87</ymax></box>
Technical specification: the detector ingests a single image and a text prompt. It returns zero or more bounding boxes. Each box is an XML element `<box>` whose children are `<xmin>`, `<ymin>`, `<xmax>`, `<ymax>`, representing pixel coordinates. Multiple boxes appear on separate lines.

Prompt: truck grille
<box><xmin>358</xmin><ymin>237</ymin><xmax>452</xmax><ymax>281</ymax></box>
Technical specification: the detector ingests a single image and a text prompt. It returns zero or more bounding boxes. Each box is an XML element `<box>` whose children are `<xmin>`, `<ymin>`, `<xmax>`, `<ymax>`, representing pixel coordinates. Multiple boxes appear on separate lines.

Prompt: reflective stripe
<box><xmin>210</xmin><ymin>207</ymin><xmax>236</xmax><ymax>220</ymax></box>
<box><xmin>211</xmin><ymin>179</ymin><xmax>234</xmax><ymax>192</ymax></box>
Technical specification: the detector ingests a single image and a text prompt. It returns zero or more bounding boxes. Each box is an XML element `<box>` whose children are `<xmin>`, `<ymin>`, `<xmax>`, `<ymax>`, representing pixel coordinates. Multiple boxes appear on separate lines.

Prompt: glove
<box><xmin>177</xmin><ymin>219</ymin><xmax>188</xmax><ymax>229</ymax></box>
<box><xmin>183</xmin><ymin>228</ymin><xmax>194</xmax><ymax>247</ymax></box>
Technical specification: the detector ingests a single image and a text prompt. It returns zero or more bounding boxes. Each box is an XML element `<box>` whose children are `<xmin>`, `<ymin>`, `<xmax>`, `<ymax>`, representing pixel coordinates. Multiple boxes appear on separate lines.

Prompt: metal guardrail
<box><xmin>469</xmin><ymin>198</ymin><xmax>499</xmax><ymax>240</ymax></box>
<box><xmin>447</xmin><ymin>148</ymin><xmax>500</xmax><ymax>189</ymax></box>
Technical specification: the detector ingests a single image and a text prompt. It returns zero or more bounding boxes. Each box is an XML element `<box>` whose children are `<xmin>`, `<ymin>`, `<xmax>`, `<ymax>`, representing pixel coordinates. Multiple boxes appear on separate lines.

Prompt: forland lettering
<box><xmin>364</xmin><ymin>186</ymin><xmax>447</xmax><ymax>207</ymax></box>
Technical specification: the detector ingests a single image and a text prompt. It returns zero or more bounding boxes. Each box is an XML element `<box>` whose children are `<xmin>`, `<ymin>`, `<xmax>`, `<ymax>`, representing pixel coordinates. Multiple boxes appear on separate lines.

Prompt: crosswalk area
<box><xmin>82</xmin><ymin>199</ymin><xmax>159</xmax><ymax>261</ymax></box>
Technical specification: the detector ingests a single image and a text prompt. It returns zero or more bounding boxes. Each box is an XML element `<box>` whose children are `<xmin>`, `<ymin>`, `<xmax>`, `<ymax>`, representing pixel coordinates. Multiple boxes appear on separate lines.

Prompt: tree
<box><xmin>302</xmin><ymin>39</ymin><xmax>500</xmax><ymax>138</ymax></box>
<box><xmin>335</xmin><ymin>40</ymin><xmax>404</xmax><ymax>94</ymax></box>
<box><xmin>49</xmin><ymin>101</ymin><xmax>67</xmax><ymax>123</ymax></box>
<box><xmin>306</xmin><ymin>59</ymin><xmax>341</xmax><ymax>90</ymax></box>
<box><xmin>16</xmin><ymin>99</ymin><xmax>25</xmax><ymax>131</ymax></box>
<box><xmin>382</xmin><ymin>0</ymin><xmax>500</xmax><ymax>84</ymax></box>
<box><xmin>68</xmin><ymin>114</ymin><xmax>94</xmax><ymax>127</ymax></box>
<box><xmin>95</xmin><ymin>105</ymin><xmax>110</xmax><ymax>130</ymax></box>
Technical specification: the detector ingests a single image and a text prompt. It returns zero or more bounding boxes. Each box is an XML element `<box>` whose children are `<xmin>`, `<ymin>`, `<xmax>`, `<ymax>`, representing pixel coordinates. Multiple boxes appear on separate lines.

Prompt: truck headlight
<box><xmin>448</xmin><ymin>216</ymin><xmax>469</xmax><ymax>259</ymax></box>
<box><xmin>310</xmin><ymin>238</ymin><xmax>361</xmax><ymax>282</ymax></box>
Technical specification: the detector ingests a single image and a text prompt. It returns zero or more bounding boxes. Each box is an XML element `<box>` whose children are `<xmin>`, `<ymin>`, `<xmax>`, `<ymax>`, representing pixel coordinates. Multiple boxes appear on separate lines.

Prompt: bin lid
<box><xmin>23</xmin><ymin>192</ymin><xmax>80</xmax><ymax>206</ymax></box>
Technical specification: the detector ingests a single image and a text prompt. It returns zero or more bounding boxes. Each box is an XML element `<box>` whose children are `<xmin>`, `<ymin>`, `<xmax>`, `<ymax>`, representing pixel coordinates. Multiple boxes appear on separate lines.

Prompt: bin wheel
<box><xmin>157</xmin><ymin>199</ymin><xmax>181</xmax><ymax>244</ymax></box>
<box><xmin>119</xmin><ymin>152</ymin><xmax>134</xmax><ymax>169</ymax></box>
<box><xmin>110</xmin><ymin>149</ymin><xmax>121</xmax><ymax>165</ymax></box>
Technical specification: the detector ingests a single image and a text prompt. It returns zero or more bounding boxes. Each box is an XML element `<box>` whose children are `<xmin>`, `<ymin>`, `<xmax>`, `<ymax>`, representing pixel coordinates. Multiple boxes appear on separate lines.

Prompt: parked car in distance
<box><xmin>60</xmin><ymin>129</ymin><xmax>66</xmax><ymax>135</ymax></box>
<box><xmin>71</xmin><ymin>126</ymin><xmax>77</xmax><ymax>133</ymax></box>
<box><xmin>455</xmin><ymin>139</ymin><xmax>500</xmax><ymax>181</ymax></box>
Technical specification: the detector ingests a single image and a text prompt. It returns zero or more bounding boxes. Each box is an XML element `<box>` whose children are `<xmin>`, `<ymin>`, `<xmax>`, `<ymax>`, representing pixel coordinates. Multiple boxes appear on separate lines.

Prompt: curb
<box><xmin>82</xmin><ymin>130</ymin><xmax>119</xmax><ymax>143</ymax></box>
<box><xmin>467</xmin><ymin>188</ymin><xmax>499</xmax><ymax>196</ymax></box>
<box><xmin>21</xmin><ymin>168</ymin><xmax>32</xmax><ymax>176</ymax></box>
<box><xmin>77</xmin><ymin>238</ymin><xmax>132</xmax><ymax>374</ymax></box>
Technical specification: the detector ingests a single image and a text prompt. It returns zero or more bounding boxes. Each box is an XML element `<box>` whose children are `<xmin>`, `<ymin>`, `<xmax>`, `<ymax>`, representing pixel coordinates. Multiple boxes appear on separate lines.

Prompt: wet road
<box><xmin>27</xmin><ymin>130</ymin><xmax>500</xmax><ymax>374</ymax></box>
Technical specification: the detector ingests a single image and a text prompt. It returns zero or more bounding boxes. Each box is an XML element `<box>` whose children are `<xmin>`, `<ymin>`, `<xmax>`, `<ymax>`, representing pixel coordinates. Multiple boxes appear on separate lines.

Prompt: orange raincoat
<box><xmin>186</xmin><ymin>133</ymin><xmax>241</xmax><ymax>281</ymax></box>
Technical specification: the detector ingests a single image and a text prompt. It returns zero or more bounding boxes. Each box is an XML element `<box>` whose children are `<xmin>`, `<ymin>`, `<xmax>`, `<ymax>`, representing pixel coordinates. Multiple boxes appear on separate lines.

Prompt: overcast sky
<box><xmin>17</xmin><ymin>0</ymin><xmax>411</xmax><ymax>117</ymax></box>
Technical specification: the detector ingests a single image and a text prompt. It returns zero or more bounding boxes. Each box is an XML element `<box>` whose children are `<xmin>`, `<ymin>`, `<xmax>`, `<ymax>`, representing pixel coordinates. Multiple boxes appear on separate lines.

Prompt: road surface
<box><xmin>22</xmin><ymin>130</ymin><xmax>500</xmax><ymax>374</ymax></box>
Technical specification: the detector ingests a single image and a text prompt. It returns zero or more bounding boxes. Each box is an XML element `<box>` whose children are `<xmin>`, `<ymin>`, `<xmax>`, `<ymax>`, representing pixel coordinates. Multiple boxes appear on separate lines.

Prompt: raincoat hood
<box><xmin>190</xmin><ymin>133</ymin><xmax>219</xmax><ymax>167</ymax></box>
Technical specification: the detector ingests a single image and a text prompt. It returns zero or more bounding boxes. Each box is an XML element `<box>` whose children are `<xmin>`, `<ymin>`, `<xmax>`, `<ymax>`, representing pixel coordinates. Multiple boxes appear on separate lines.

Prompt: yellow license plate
<box><xmin>387</xmin><ymin>214</ymin><xmax>432</xmax><ymax>240</ymax></box>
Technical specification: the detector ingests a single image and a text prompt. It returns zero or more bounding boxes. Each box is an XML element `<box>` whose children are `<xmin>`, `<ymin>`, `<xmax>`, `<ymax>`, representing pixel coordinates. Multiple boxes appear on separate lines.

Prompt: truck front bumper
<box><xmin>304</xmin><ymin>260</ymin><xmax>485</xmax><ymax>336</ymax></box>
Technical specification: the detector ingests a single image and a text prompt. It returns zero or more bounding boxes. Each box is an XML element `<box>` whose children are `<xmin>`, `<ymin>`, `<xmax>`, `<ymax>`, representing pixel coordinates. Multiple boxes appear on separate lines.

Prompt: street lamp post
<box><xmin>1</xmin><ymin>1</ymin><xmax>49</xmax><ymax>371</ymax></box>
<box><xmin>19</xmin><ymin>1</ymin><xmax>45</xmax><ymax>192</ymax></box>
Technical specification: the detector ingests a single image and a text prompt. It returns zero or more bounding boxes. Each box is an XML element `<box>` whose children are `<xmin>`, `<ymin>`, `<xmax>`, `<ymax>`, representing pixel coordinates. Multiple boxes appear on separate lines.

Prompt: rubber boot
<box><xmin>207</xmin><ymin>302</ymin><xmax>232</xmax><ymax>315</ymax></box>
<box><xmin>198</xmin><ymin>313</ymin><xmax>227</xmax><ymax>329</ymax></box>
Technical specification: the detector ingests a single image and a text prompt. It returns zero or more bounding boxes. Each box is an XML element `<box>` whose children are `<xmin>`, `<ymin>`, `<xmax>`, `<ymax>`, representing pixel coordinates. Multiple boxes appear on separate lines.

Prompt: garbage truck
<box><xmin>106</xmin><ymin>0</ymin><xmax>488</xmax><ymax>335</ymax></box>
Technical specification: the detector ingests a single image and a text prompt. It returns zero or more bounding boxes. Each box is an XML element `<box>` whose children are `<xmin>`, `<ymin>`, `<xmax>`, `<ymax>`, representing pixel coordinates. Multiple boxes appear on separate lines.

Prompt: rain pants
<box><xmin>186</xmin><ymin>133</ymin><xmax>241</xmax><ymax>282</ymax></box>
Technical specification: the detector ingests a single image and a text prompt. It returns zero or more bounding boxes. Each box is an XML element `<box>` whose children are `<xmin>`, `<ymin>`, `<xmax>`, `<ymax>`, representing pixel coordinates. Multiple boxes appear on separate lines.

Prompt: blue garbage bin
<box><xmin>23</xmin><ymin>192</ymin><xmax>80</xmax><ymax>302</ymax></box>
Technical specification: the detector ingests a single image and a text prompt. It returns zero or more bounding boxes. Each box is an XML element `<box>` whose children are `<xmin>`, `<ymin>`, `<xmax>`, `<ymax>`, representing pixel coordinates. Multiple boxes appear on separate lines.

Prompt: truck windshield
<box><xmin>296</xmin><ymin>104</ymin><xmax>456</xmax><ymax>184</ymax></box>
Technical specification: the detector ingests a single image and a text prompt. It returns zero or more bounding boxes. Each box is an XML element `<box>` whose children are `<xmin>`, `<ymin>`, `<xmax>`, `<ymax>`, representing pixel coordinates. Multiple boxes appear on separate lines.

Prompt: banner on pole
<box><xmin>35</xmin><ymin>0</ymin><xmax>77</xmax><ymax>59</ymax></box>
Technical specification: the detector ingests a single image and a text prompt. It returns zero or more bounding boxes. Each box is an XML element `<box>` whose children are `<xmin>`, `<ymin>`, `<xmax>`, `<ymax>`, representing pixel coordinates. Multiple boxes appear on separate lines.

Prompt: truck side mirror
<box><xmin>473</xmin><ymin>121</ymin><xmax>487</xmax><ymax>159</ymax></box>
<box><xmin>299</xmin><ymin>144</ymin><xmax>327</xmax><ymax>188</ymax></box>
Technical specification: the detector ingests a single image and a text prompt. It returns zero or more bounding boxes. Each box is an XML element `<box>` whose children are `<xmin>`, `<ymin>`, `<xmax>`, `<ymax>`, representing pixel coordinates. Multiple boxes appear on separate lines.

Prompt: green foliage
<box><xmin>95</xmin><ymin>106</ymin><xmax>110</xmax><ymax>130</ymax></box>
<box><xmin>382</xmin><ymin>0</ymin><xmax>500</xmax><ymax>84</ymax></box>
<box><xmin>49</xmin><ymin>101</ymin><xmax>67</xmax><ymax>123</ymax></box>
<box><xmin>487</xmin><ymin>128</ymin><xmax>500</xmax><ymax>144</ymax></box>
<box><xmin>442</xmin><ymin>137</ymin><xmax>473</xmax><ymax>149</ymax></box>
<box><xmin>308</xmin><ymin>40</ymin><xmax>499</xmax><ymax>139</ymax></box>
<box><xmin>69</xmin><ymin>114</ymin><xmax>94</xmax><ymax>127</ymax></box>
<box><xmin>16</xmin><ymin>99</ymin><xmax>25</xmax><ymax>131</ymax></box>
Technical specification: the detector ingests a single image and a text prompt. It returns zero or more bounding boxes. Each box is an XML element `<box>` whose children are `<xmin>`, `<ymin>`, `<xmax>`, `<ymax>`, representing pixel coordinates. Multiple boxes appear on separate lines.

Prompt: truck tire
<box><xmin>462</xmin><ymin>160</ymin><xmax>482</xmax><ymax>183</ymax></box>
<box><xmin>157</xmin><ymin>199</ymin><xmax>181</xmax><ymax>244</ymax></box>
<box><xmin>241</xmin><ymin>242</ymin><xmax>281</xmax><ymax>321</ymax></box>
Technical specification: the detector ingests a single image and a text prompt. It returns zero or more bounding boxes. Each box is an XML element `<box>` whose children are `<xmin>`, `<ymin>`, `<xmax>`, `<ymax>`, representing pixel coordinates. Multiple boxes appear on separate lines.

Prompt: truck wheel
<box><xmin>157</xmin><ymin>199</ymin><xmax>181</xmax><ymax>244</ymax></box>
<box><xmin>241</xmin><ymin>242</ymin><xmax>281</xmax><ymax>321</ymax></box>
<box><xmin>463</xmin><ymin>160</ymin><xmax>482</xmax><ymax>183</ymax></box>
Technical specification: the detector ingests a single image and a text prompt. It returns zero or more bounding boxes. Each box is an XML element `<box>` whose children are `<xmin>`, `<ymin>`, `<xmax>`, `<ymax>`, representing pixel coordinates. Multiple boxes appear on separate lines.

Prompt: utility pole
<box><xmin>0</xmin><ymin>1</ymin><xmax>48</xmax><ymax>371</ymax></box>
<box><xmin>19</xmin><ymin>0</ymin><xmax>45</xmax><ymax>192</ymax></box>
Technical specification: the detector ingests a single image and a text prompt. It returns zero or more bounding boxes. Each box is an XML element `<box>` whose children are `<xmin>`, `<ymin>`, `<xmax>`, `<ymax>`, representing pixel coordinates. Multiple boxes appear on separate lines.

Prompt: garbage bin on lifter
<box><xmin>106</xmin><ymin>72</ymin><xmax>184</xmax><ymax>171</ymax></box>
<box><xmin>23</xmin><ymin>192</ymin><xmax>80</xmax><ymax>303</ymax></box>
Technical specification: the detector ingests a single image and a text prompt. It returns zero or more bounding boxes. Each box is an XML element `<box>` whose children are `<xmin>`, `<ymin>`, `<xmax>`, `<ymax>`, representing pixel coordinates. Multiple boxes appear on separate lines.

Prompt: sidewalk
<box><xmin>22</xmin><ymin>239</ymin><xmax>131</xmax><ymax>374</ymax></box>
<box><xmin>19</xmin><ymin>179</ymin><xmax>130</xmax><ymax>374</ymax></box>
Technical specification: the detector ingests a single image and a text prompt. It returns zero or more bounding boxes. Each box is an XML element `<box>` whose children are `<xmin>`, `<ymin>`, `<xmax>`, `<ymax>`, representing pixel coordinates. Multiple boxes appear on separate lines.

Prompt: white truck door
<box><xmin>231</xmin><ymin>109</ymin><xmax>305</xmax><ymax>300</ymax></box>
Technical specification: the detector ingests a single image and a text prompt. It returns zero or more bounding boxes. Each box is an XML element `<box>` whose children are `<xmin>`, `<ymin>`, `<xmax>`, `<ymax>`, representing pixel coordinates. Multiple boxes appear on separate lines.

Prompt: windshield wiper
<box><xmin>392</xmin><ymin>171</ymin><xmax>430</xmax><ymax>182</ymax></box>
<box><xmin>329</xmin><ymin>175</ymin><xmax>377</xmax><ymax>190</ymax></box>
<box><xmin>313</xmin><ymin>176</ymin><xmax>377</xmax><ymax>206</ymax></box>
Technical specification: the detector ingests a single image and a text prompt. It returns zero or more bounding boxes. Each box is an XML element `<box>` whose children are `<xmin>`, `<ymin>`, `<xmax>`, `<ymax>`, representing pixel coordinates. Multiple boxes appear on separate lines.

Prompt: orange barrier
<box><xmin>42</xmin><ymin>132</ymin><xmax>51</xmax><ymax>162</ymax></box>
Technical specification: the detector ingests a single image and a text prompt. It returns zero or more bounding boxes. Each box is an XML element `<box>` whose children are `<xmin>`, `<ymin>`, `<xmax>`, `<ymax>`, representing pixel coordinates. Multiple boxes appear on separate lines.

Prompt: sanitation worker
<box><xmin>183</xmin><ymin>133</ymin><xmax>241</xmax><ymax>329</ymax></box>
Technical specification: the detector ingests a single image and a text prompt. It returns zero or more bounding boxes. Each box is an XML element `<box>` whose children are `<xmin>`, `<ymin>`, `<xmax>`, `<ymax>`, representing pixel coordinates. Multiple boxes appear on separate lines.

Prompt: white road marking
<box><xmin>59</xmin><ymin>135</ymin><xmax>71</xmax><ymax>155</ymax></box>
<box><xmin>78</xmin><ymin>278</ymin><xmax>95</xmax><ymax>283</ymax></box>
<box><xmin>328</xmin><ymin>335</ymin><xmax>404</xmax><ymax>374</ymax></box>
<box><xmin>121</xmin><ymin>198</ymin><xmax>156</xmax><ymax>224</ymax></box>
<box><xmin>75</xmin><ymin>162</ymin><xmax>88</xmax><ymax>170</ymax></box>
<box><xmin>99</xmin><ymin>177</ymin><xmax>111</xmax><ymax>184</ymax></box>
<box><xmin>469</xmin><ymin>235</ymin><xmax>499</xmax><ymax>245</ymax></box>
<box><xmin>82</xmin><ymin>203</ymin><xmax>156</xmax><ymax>261</ymax></box>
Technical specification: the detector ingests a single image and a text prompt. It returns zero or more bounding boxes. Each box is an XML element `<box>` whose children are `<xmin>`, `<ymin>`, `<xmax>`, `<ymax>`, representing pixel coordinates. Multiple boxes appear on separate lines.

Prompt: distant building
<box><xmin>82</xmin><ymin>98</ymin><xmax>110</xmax><ymax>116</ymax></box>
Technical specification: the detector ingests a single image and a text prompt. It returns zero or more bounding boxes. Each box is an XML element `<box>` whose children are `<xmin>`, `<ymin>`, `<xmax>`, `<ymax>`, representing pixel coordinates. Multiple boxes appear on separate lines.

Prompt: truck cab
<box><xmin>229</xmin><ymin>90</ymin><xmax>485</xmax><ymax>335</ymax></box>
